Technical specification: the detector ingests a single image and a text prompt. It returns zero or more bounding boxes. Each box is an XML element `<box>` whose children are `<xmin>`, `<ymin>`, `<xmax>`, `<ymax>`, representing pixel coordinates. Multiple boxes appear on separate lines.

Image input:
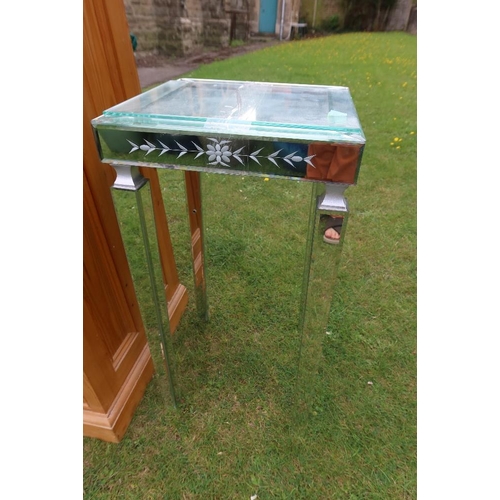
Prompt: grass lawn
<box><xmin>84</xmin><ymin>32</ymin><xmax>416</xmax><ymax>499</ymax></box>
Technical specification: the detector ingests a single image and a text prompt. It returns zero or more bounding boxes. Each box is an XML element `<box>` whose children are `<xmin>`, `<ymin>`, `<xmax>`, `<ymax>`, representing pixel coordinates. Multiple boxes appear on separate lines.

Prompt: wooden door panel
<box><xmin>84</xmin><ymin>168</ymin><xmax>150</xmax><ymax>401</ymax></box>
<box><xmin>84</xmin><ymin>0</ymin><xmax>188</xmax><ymax>442</ymax></box>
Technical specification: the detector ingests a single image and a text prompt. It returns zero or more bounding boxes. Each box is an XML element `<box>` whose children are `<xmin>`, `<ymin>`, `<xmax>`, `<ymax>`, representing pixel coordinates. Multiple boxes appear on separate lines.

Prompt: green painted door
<box><xmin>259</xmin><ymin>0</ymin><xmax>278</xmax><ymax>33</ymax></box>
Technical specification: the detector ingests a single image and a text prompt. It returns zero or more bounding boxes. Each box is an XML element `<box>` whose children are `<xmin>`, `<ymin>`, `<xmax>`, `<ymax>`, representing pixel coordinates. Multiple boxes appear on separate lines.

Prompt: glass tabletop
<box><xmin>93</xmin><ymin>78</ymin><xmax>365</xmax><ymax>144</ymax></box>
<box><xmin>92</xmin><ymin>79</ymin><xmax>366</xmax><ymax>184</ymax></box>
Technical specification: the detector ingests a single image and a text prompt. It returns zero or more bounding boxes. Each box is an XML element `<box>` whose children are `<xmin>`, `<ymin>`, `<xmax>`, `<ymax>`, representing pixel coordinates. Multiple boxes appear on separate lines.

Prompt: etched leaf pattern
<box><xmin>126</xmin><ymin>138</ymin><xmax>315</xmax><ymax>169</ymax></box>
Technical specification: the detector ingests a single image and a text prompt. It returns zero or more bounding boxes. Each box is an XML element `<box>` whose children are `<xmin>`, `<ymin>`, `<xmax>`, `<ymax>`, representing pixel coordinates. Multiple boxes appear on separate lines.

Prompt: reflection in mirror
<box><xmin>95</xmin><ymin>131</ymin><xmax>363</xmax><ymax>185</ymax></box>
<box><xmin>295</xmin><ymin>182</ymin><xmax>349</xmax><ymax>419</ymax></box>
<box><xmin>305</xmin><ymin>143</ymin><xmax>362</xmax><ymax>184</ymax></box>
<box><xmin>112</xmin><ymin>182</ymin><xmax>178</xmax><ymax>406</ymax></box>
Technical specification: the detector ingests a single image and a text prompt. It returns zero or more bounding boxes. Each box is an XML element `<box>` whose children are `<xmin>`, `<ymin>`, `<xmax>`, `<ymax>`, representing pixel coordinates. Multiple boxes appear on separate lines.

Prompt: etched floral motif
<box><xmin>207</xmin><ymin>140</ymin><xmax>232</xmax><ymax>166</ymax></box>
<box><xmin>126</xmin><ymin>137</ymin><xmax>316</xmax><ymax>169</ymax></box>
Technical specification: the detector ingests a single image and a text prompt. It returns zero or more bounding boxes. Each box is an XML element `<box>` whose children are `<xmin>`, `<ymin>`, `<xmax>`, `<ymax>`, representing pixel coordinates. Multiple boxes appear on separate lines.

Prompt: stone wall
<box><xmin>406</xmin><ymin>6</ymin><xmax>417</xmax><ymax>35</ymax></box>
<box><xmin>386</xmin><ymin>0</ymin><xmax>412</xmax><ymax>31</ymax></box>
<box><xmin>124</xmin><ymin>0</ymin><xmax>162</xmax><ymax>52</ymax></box>
<box><xmin>124</xmin><ymin>0</ymin><xmax>301</xmax><ymax>56</ymax></box>
<box><xmin>124</xmin><ymin>0</ymin><xmax>230</xmax><ymax>56</ymax></box>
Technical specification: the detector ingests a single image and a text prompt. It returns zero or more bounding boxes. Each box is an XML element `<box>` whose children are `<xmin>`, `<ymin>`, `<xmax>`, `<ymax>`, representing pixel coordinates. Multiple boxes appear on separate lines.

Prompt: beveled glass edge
<box><xmin>103</xmin><ymin>78</ymin><xmax>356</xmax><ymax>115</ymax></box>
<box><xmin>91</xmin><ymin>117</ymin><xmax>366</xmax><ymax>145</ymax></box>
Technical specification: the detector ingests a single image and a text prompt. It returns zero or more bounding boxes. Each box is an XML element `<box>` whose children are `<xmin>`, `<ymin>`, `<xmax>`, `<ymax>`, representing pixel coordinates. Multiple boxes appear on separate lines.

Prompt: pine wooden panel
<box><xmin>83</xmin><ymin>0</ymin><xmax>188</xmax><ymax>441</ymax></box>
<box><xmin>83</xmin><ymin>343</ymin><xmax>153</xmax><ymax>443</ymax></box>
<box><xmin>83</xmin><ymin>0</ymin><xmax>188</xmax><ymax>331</ymax></box>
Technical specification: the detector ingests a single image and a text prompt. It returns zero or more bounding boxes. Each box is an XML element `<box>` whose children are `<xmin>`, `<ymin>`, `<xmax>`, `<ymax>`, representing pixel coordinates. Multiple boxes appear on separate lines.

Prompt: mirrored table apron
<box><xmin>92</xmin><ymin>78</ymin><xmax>366</xmax><ymax>411</ymax></box>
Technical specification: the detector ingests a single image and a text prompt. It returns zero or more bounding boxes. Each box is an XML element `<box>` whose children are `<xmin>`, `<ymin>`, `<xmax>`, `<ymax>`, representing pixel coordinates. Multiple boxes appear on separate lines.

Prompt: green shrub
<box><xmin>321</xmin><ymin>14</ymin><xmax>341</xmax><ymax>33</ymax></box>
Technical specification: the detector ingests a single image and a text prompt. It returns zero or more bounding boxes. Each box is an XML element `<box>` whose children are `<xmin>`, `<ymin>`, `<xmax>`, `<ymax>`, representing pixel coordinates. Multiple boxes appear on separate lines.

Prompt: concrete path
<box><xmin>135</xmin><ymin>37</ymin><xmax>283</xmax><ymax>89</ymax></box>
<box><xmin>137</xmin><ymin>64</ymin><xmax>197</xmax><ymax>89</ymax></box>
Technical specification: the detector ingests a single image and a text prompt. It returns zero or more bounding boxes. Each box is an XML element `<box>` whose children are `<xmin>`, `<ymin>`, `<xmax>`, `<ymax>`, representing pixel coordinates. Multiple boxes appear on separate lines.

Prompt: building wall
<box><xmin>124</xmin><ymin>0</ymin><xmax>300</xmax><ymax>56</ymax></box>
<box><xmin>124</xmin><ymin>0</ymin><xmax>230</xmax><ymax>56</ymax></box>
<box><xmin>248</xmin><ymin>0</ymin><xmax>301</xmax><ymax>38</ymax></box>
<box><xmin>124</xmin><ymin>0</ymin><xmax>161</xmax><ymax>52</ymax></box>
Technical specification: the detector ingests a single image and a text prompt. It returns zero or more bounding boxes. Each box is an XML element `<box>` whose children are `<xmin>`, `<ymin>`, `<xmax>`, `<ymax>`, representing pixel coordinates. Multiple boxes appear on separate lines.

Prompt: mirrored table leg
<box><xmin>111</xmin><ymin>164</ymin><xmax>178</xmax><ymax>406</ymax></box>
<box><xmin>184</xmin><ymin>171</ymin><xmax>209</xmax><ymax>322</ymax></box>
<box><xmin>295</xmin><ymin>182</ymin><xmax>349</xmax><ymax>418</ymax></box>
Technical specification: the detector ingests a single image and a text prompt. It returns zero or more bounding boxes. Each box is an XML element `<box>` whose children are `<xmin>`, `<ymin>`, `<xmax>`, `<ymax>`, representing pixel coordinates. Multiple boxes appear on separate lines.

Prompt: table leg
<box><xmin>296</xmin><ymin>182</ymin><xmax>349</xmax><ymax>415</ymax></box>
<box><xmin>111</xmin><ymin>164</ymin><xmax>178</xmax><ymax>406</ymax></box>
<box><xmin>184</xmin><ymin>171</ymin><xmax>209</xmax><ymax>321</ymax></box>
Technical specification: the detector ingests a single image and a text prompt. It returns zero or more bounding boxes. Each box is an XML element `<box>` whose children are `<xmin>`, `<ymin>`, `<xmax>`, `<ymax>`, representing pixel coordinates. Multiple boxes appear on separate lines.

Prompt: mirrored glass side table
<box><xmin>92</xmin><ymin>78</ymin><xmax>366</xmax><ymax>410</ymax></box>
